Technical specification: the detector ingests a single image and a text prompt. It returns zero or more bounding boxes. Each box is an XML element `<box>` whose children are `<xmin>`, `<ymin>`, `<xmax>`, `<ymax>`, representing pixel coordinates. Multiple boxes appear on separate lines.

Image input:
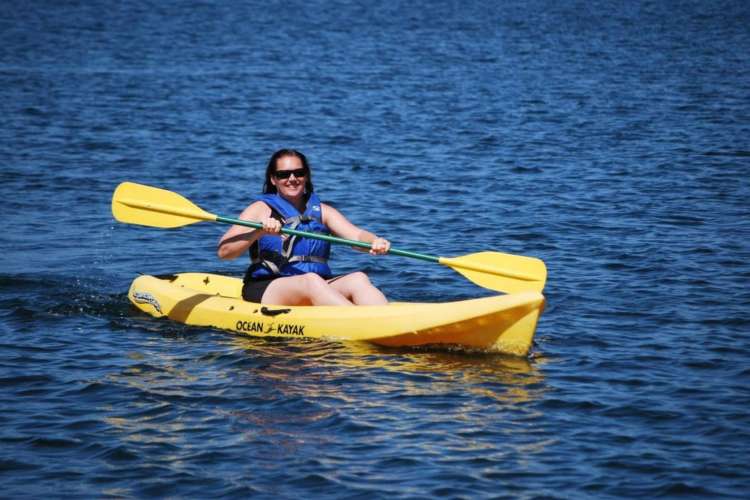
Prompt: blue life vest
<box><xmin>246</xmin><ymin>193</ymin><xmax>332</xmax><ymax>280</ymax></box>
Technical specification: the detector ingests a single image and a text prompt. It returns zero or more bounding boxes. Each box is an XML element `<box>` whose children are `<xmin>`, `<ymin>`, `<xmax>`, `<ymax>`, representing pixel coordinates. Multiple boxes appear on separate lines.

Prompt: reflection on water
<box><xmin>95</xmin><ymin>313</ymin><xmax>555</xmax><ymax>485</ymax></box>
<box><xmin>221</xmin><ymin>336</ymin><xmax>554</xmax><ymax>473</ymax></box>
<box><xmin>228</xmin><ymin>334</ymin><xmax>548</xmax><ymax>405</ymax></box>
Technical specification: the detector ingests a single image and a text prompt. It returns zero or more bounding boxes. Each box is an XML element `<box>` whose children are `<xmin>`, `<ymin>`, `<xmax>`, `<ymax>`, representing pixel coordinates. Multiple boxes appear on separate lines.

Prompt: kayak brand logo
<box><xmin>235</xmin><ymin>320</ymin><xmax>265</xmax><ymax>333</ymax></box>
<box><xmin>235</xmin><ymin>319</ymin><xmax>305</xmax><ymax>336</ymax></box>
<box><xmin>132</xmin><ymin>291</ymin><xmax>163</xmax><ymax>314</ymax></box>
<box><xmin>273</xmin><ymin>323</ymin><xmax>305</xmax><ymax>336</ymax></box>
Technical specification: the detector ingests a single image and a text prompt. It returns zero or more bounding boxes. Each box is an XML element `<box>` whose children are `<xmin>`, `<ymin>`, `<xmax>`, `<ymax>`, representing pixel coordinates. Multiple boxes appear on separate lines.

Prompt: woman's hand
<box><xmin>370</xmin><ymin>237</ymin><xmax>391</xmax><ymax>256</ymax></box>
<box><xmin>261</xmin><ymin>216</ymin><xmax>282</xmax><ymax>234</ymax></box>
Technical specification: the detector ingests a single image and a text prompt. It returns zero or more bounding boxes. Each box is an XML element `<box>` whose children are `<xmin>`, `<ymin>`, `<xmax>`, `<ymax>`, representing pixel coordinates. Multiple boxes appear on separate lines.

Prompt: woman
<box><xmin>218</xmin><ymin>149</ymin><xmax>390</xmax><ymax>306</ymax></box>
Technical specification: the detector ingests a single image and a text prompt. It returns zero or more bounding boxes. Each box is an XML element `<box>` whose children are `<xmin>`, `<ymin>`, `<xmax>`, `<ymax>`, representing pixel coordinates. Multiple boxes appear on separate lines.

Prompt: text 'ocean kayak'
<box><xmin>128</xmin><ymin>273</ymin><xmax>545</xmax><ymax>356</ymax></box>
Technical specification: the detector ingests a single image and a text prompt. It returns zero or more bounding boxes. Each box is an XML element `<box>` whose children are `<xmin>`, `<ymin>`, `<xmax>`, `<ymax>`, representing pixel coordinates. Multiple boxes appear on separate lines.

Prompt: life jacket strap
<box><xmin>250</xmin><ymin>254</ymin><xmax>328</xmax><ymax>266</ymax></box>
<box><xmin>288</xmin><ymin>255</ymin><xmax>328</xmax><ymax>264</ymax></box>
<box><xmin>280</xmin><ymin>215</ymin><xmax>314</xmax><ymax>260</ymax></box>
<box><xmin>250</xmin><ymin>250</ymin><xmax>328</xmax><ymax>277</ymax></box>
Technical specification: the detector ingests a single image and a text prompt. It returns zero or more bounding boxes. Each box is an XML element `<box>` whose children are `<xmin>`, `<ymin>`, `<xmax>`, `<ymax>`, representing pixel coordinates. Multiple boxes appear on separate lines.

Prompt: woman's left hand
<box><xmin>370</xmin><ymin>237</ymin><xmax>391</xmax><ymax>256</ymax></box>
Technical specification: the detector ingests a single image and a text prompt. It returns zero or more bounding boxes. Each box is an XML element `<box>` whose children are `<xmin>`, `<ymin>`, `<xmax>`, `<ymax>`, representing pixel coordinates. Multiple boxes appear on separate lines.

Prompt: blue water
<box><xmin>2</xmin><ymin>0</ymin><xmax>750</xmax><ymax>497</ymax></box>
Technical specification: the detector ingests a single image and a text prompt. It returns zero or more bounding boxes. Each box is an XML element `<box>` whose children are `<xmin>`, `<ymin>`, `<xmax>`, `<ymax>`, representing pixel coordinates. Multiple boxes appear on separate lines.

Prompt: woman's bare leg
<box><xmin>329</xmin><ymin>272</ymin><xmax>387</xmax><ymax>305</ymax></box>
<box><xmin>261</xmin><ymin>273</ymin><xmax>353</xmax><ymax>306</ymax></box>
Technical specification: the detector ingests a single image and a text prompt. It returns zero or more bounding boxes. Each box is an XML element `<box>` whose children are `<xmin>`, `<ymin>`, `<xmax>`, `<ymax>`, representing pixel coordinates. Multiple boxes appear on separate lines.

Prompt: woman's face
<box><xmin>271</xmin><ymin>155</ymin><xmax>307</xmax><ymax>198</ymax></box>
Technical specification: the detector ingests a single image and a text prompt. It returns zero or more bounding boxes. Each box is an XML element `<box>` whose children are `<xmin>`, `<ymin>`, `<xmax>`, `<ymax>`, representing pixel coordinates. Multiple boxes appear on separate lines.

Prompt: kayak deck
<box><xmin>128</xmin><ymin>273</ymin><xmax>545</xmax><ymax>356</ymax></box>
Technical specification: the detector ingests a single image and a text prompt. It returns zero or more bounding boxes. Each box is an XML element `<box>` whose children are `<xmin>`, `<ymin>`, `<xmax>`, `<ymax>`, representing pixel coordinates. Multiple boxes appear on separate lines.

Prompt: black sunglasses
<box><xmin>273</xmin><ymin>168</ymin><xmax>307</xmax><ymax>180</ymax></box>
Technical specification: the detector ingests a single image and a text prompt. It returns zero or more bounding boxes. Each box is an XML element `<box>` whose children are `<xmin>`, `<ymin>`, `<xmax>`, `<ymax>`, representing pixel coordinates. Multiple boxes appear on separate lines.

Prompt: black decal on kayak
<box><xmin>154</xmin><ymin>274</ymin><xmax>178</xmax><ymax>282</ymax></box>
<box><xmin>260</xmin><ymin>307</ymin><xmax>291</xmax><ymax>317</ymax></box>
<box><xmin>133</xmin><ymin>291</ymin><xmax>163</xmax><ymax>314</ymax></box>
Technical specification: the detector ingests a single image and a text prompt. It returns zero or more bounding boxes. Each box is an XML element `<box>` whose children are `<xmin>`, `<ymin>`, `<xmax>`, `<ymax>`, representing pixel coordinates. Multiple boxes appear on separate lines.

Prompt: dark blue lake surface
<box><xmin>2</xmin><ymin>0</ymin><xmax>750</xmax><ymax>497</ymax></box>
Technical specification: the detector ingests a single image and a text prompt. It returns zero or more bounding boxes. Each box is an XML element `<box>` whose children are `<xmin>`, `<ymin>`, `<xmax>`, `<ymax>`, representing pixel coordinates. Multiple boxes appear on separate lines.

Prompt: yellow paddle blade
<box><xmin>439</xmin><ymin>252</ymin><xmax>547</xmax><ymax>294</ymax></box>
<box><xmin>112</xmin><ymin>182</ymin><xmax>217</xmax><ymax>228</ymax></box>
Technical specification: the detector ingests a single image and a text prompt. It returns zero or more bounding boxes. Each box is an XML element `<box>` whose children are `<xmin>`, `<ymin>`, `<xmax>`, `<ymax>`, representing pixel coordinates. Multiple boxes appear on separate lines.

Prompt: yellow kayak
<box><xmin>128</xmin><ymin>273</ymin><xmax>545</xmax><ymax>356</ymax></box>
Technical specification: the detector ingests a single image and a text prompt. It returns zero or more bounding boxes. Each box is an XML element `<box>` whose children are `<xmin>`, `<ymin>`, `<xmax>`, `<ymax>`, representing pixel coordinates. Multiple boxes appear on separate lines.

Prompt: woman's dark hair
<box><xmin>263</xmin><ymin>149</ymin><xmax>314</xmax><ymax>196</ymax></box>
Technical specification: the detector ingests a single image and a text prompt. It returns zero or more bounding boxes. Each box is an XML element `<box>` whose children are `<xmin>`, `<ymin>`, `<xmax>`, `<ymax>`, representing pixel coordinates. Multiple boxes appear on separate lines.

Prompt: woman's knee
<box><xmin>347</xmin><ymin>271</ymin><xmax>371</xmax><ymax>286</ymax></box>
<box><xmin>301</xmin><ymin>272</ymin><xmax>328</xmax><ymax>291</ymax></box>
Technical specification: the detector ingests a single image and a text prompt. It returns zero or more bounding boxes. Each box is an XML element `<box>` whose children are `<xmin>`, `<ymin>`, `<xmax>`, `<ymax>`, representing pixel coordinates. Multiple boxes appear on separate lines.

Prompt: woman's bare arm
<box><xmin>217</xmin><ymin>201</ymin><xmax>274</xmax><ymax>260</ymax></box>
<box><xmin>322</xmin><ymin>204</ymin><xmax>390</xmax><ymax>255</ymax></box>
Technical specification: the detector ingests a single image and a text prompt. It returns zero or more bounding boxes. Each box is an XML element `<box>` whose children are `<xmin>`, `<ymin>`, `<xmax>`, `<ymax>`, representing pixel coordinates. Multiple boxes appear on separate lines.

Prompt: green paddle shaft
<box><xmin>216</xmin><ymin>215</ymin><xmax>439</xmax><ymax>263</ymax></box>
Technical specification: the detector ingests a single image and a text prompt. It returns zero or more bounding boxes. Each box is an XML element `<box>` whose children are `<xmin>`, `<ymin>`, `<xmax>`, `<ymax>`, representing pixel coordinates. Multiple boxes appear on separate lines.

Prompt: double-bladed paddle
<box><xmin>111</xmin><ymin>182</ymin><xmax>547</xmax><ymax>294</ymax></box>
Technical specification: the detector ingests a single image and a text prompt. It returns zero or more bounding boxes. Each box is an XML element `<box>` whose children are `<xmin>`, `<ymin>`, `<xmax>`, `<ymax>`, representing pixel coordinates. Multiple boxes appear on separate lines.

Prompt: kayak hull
<box><xmin>127</xmin><ymin>273</ymin><xmax>545</xmax><ymax>356</ymax></box>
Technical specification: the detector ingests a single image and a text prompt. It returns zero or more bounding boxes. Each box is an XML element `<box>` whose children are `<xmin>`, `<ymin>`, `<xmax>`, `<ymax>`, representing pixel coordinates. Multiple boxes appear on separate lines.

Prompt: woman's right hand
<box><xmin>261</xmin><ymin>216</ymin><xmax>282</xmax><ymax>234</ymax></box>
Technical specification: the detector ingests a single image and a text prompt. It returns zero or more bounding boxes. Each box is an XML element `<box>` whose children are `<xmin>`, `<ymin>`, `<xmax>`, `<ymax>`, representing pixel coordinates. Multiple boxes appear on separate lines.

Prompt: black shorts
<box><xmin>242</xmin><ymin>274</ymin><xmax>342</xmax><ymax>303</ymax></box>
<box><xmin>242</xmin><ymin>277</ymin><xmax>278</xmax><ymax>303</ymax></box>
